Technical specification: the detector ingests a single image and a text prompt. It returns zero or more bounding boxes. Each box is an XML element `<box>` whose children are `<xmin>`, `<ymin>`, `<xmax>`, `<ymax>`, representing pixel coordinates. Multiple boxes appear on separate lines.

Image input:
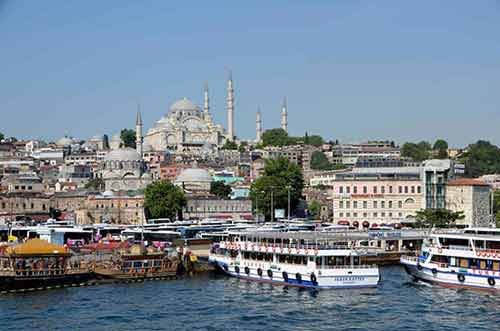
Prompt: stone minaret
<box><xmin>135</xmin><ymin>105</ymin><xmax>143</xmax><ymax>156</ymax></box>
<box><xmin>203</xmin><ymin>81</ymin><xmax>210</xmax><ymax>119</ymax></box>
<box><xmin>281</xmin><ymin>97</ymin><xmax>288</xmax><ymax>133</ymax></box>
<box><xmin>227</xmin><ymin>70</ymin><xmax>235</xmax><ymax>141</ymax></box>
<box><xmin>256</xmin><ymin>108</ymin><xmax>262</xmax><ymax>142</ymax></box>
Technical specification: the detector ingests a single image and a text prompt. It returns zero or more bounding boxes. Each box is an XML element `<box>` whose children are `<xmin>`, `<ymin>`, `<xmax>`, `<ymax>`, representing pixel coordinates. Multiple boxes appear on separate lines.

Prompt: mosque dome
<box><xmin>176</xmin><ymin>168</ymin><xmax>212</xmax><ymax>183</ymax></box>
<box><xmin>57</xmin><ymin>136</ymin><xmax>74</xmax><ymax>146</ymax></box>
<box><xmin>169</xmin><ymin>97</ymin><xmax>200</xmax><ymax>114</ymax></box>
<box><xmin>104</xmin><ymin>148</ymin><xmax>141</xmax><ymax>162</ymax></box>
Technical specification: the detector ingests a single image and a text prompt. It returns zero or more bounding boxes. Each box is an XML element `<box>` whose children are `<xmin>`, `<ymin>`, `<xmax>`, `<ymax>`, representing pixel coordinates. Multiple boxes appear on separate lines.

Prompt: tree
<box><xmin>414</xmin><ymin>209</ymin><xmax>465</xmax><ymax>228</ymax></box>
<box><xmin>210</xmin><ymin>181</ymin><xmax>232</xmax><ymax>199</ymax></box>
<box><xmin>120</xmin><ymin>129</ymin><xmax>136</xmax><ymax>149</ymax></box>
<box><xmin>310</xmin><ymin>151</ymin><xmax>331</xmax><ymax>170</ymax></box>
<box><xmin>221</xmin><ymin>140</ymin><xmax>238</xmax><ymax>150</ymax></box>
<box><xmin>433</xmin><ymin>139</ymin><xmax>448</xmax><ymax>151</ymax></box>
<box><xmin>308</xmin><ymin>200</ymin><xmax>321</xmax><ymax>219</ymax></box>
<box><xmin>493</xmin><ymin>191</ymin><xmax>500</xmax><ymax>228</ymax></box>
<box><xmin>85</xmin><ymin>178</ymin><xmax>105</xmax><ymax>191</ymax></box>
<box><xmin>262</xmin><ymin>128</ymin><xmax>290</xmax><ymax>146</ymax></box>
<box><xmin>250</xmin><ymin>158</ymin><xmax>304</xmax><ymax>220</ymax></box>
<box><xmin>0</xmin><ymin>132</ymin><xmax>4</xmax><ymax>141</ymax></box>
<box><xmin>460</xmin><ymin>140</ymin><xmax>500</xmax><ymax>177</ymax></box>
<box><xmin>401</xmin><ymin>141</ymin><xmax>432</xmax><ymax>162</ymax></box>
<box><xmin>144</xmin><ymin>181</ymin><xmax>186</xmax><ymax>220</ymax></box>
<box><xmin>306</xmin><ymin>135</ymin><xmax>324</xmax><ymax>147</ymax></box>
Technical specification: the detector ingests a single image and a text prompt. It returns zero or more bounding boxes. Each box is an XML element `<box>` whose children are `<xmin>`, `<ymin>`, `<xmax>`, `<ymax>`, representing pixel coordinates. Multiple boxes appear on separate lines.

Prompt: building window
<box><xmin>404</xmin><ymin>186</ymin><xmax>408</xmax><ymax>193</ymax></box>
<box><xmin>399</xmin><ymin>186</ymin><xmax>402</xmax><ymax>193</ymax></box>
<box><xmin>417</xmin><ymin>186</ymin><xmax>421</xmax><ymax>194</ymax></box>
<box><xmin>42</xmin><ymin>204</ymin><xmax>46</xmax><ymax>210</ymax></box>
<box><xmin>15</xmin><ymin>186</ymin><xmax>19</xmax><ymax>190</ymax></box>
<box><xmin>339</xmin><ymin>186</ymin><xmax>343</xmax><ymax>194</ymax></box>
<box><xmin>388</xmin><ymin>201</ymin><xmax>392</xmax><ymax>208</ymax></box>
<box><xmin>346</xmin><ymin>212</ymin><xmax>350</xmax><ymax>217</ymax></box>
<box><xmin>339</xmin><ymin>212</ymin><xmax>344</xmax><ymax>217</ymax></box>
<box><xmin>363</xmin><ymin>212</ymin><xmax>368</xmax><ymax>217</ymax></box>
<box><xmin>373</xmin><ymin>201</ymin><xmax>378</xmax><ymax>209</ymax></box>
<box><xmin>399</xmin><ymin>212</ymin><xmax>403</xmax><ymax>217</ymax></box>
<box><xmin>373</xmin><ymin>186</ymin><xmax>377</xmax><ymax>194</ymax></box>
<box><xmin>363</xmin><ymin>201</ymin><xmax>367</xmax><ymax>209</ymax></box>
<box><xmin>389</xmin><ymin>212</ymin><xmax>393</xmax><ymax>217</ymax></box>
<box><xmin>363</xmin><ymin>186</ymin><xmax>367</xmax><ymax>194</ymax></box>
<box><xmin>381</xmin><ymin>212</ymin><xmax>385</xmax><ymax>217</ymax></box>
<box><xmin>1</xmin><ymin>202</ymin><xmax>5</xmax><ymax>209</ymax></box>
<box><xmin>31</xmin><ymin>203</ymin><xmax>34</xmax><ymax>209</ymax></box>
<box><xmin>381</xmin><ymin>201</ymin><xmax>385</xmax><ymax>208</ymax></box>
<box><xmin>353</xmin><ymin>201</ymin><xmax>358</xmax><ymax>209</ymax></box>
<box><xmin>346</xmin><ymin>187</ymin><xmax>350</xmax><ymax>194</ymax></box>
<box><xmin>411</xmin><ymin>186</ymin><xmax>415</xmax><ymax>193</ymax></box>
<box><xmin>346</xmin><ymin>201</ymin><xmax>350</xmax><ymax>209</ymax></box>
<box><xmin>339</xmin><ymin>201</ymin><xmax>344</xmax><ymax>209</ymax></box>
<box><xmin>381</xmin><ymin>186</ymin><xmax>385</xmax><ymax>194</ymax></box>
<box><xmin>353</xmin><ymin>186</ymin><xmax>357</xmax><ymax>194</ymax></box>
<box><xmin>389</xmin><ymin>186</ymin><xmax>393</xmax><ymax>193</ymax></box>
<box><xmin>353</xmin><ymin>212</ymin><xmax>358</xmax><ymax>217</ymax></box>
<box><xmin>28</xmin><ymin>186</ymin><xmax>32</xmax><ymax>190</ymax></box>
<box><xmin>373</xmin><ymin>212</ymin><xmax>378</xmax><ymax>217</ymax></box>
<box><xmin>398</xmin><ymin>201</ymin><xmax>403</xmax><ymax>208</ymax></box>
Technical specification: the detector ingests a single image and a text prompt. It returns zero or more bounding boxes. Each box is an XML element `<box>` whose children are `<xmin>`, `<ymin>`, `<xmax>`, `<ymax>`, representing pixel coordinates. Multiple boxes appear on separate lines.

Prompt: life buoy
<box><xmin>296</xmin><ymin>273</ymin><xmax>302</xmax><ymax>283</ymax></box>
<box><xmin>245</xmin><ymin>266</ymin><xmax>250</xmax><ymax>275</ymax></box>
<box><xmin>488</xmin><ymin>277</ymin><xmax>496</xmax><ymax>286</ymax></box>
<box><xmin>457</xmin><ymin>274</ymin><xmax>465</xmax><ymax>283</ymax></box>
<box><xmin>310</xmin><ymin>273</ymin><xmax>317</xmax><ymax>283</ymax></box>
<box><xmin>234</xmin><ymin>266</ymin><xmax>240</xmax><ymax>274</ymax></box>
<box><xmin>417</xmin><ymin>263</ymin><xmax>423</xmax><ymax>271</ymax></box>
<box><xmin>267</xmin><ymin>269</ymin><xmax>273</xmax><ymax>278</ymax></box>
<box><xmin>438</xmin><ymin>248</ymin><xmax>443</xmax><ymax>254</ymax></box>
<box><xmin>257</xmin><ymin>268</ymin><xmax>263</xmax><ymax>277</ymax></box>
<box><xmin>282</xmin><ymin>271</ymin><xmax>289</xmax><ymax>282</ymax></box>
<box><xmin>432</xmin><ymin>268</ymin><xmax>438</xmax><ymax>276</ymax></box>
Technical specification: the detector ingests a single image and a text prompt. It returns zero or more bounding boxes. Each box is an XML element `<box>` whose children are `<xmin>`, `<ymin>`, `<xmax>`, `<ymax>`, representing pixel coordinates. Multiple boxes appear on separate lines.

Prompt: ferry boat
<box><xmin>209</xmin><ymin>231</ymin><xmax>380</xmax><ymax>289</ymax></box>
<box><xmin>92</xmin><ymin>244</ymin><xmax>179</xmax><ymax>280</ymax></box>
<box><xmin>0</xmin><ymin>239</ymin><xmax>92</xmax><ymax>292</ymax></box>
<box><xmin>400</xmin><ymin>228</ymin><xmax>500</xmax><ymax>291</ymax></box>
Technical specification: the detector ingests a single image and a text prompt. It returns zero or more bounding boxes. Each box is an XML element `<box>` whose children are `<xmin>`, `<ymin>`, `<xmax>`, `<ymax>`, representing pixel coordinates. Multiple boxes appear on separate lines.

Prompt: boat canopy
<box><xmin>5</xmin><ymin>238</ymin><xmax>70</xmax><ymax>256</ymax></box>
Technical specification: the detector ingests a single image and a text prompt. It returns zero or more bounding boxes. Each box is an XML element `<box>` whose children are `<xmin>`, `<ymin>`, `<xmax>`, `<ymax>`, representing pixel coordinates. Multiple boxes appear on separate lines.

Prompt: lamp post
<box><xmin>287</xmin><ymin>185</ymin><xmax>291</xmax><ymax>221</ymax></box>
<box><xmin>270</xmin><ymin>186</ymin><xmax>275</xmax><ymax>222</ymax></box>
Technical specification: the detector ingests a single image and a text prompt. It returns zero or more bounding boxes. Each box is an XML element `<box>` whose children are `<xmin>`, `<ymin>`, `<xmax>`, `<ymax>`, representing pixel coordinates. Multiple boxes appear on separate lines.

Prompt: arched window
<box><xmin>404</xmin><ymin>198</ymin><xmax>415</xmax><ymax>204</ymax></box>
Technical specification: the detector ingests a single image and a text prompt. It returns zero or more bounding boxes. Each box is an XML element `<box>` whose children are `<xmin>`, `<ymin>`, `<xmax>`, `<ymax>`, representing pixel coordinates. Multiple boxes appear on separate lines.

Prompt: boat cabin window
<box><xmin>439</xmin><ymin>238</ymin><xmax>469</xmax><ymax>249</ymax></box>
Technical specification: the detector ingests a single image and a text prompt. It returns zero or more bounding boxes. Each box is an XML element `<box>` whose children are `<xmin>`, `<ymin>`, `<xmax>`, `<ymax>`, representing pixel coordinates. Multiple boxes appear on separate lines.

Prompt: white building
<box><xmin>446</xmin><ymin>179</ymin><xmax>492</xmax><ymax>227</ymax></box>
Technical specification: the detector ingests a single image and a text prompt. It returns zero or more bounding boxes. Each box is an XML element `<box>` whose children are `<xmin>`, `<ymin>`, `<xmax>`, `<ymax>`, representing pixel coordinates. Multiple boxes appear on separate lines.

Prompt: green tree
<box><xmin>222</xmin><ymin>140</ymin><xmax>238</xmax><ymax>150</ymax></box>
<box><xmin>493</xmin><ymin>191</ymin><xmax>500</xmax><ymax>228</ymax></box>
<box><xmin>401</xmin><ymin>141</ymin><xmax>432</xmax><ymax>162</ymax></box>
<box><xmin>310</xmin><ymin>151</ymin><xmax>331</xmax><ymax>170</ymax></box>
<box><xmin>262</xmin><ymin>128</ymin><xmax>290</xmax><ymax>146</ymax></box>
<box><xmin>85</xmin><ymin>178</ymin><xmax>105</xmax><ymax>191</ymax></box>
<box><xmin>0</xmin><ymin>132</ymin><xmax>4</xmax><ymax>141</ymax></box>
<box><xmin>306</xmin><ymin>135</ymin><xmax>324</xmax><ymax>147</ymax></box>
<box><xmin>120</xmin><ymin>129</ymin><xmax>136</xmax><ymax>149</ymax></box>
<box><xmin>460</xmin><ymin>140</ymin><xmax>500</xmax><ymax>177</ymax></box>
<box><xmin>308</xmin><ymin>200</ymin><xmax>321</xmax><ymax>219</ymax></box>
<box><xmin>433</xmin><ymin>139</ymin><xmax>448</xmax><ymax>151</ymax></box>
<box><xmin>414</xmin><ymin>209</ymin><xmax>465</xmax><ymax>228</ymax></box>
<box><xmin>210</xmin><ymin>181</ymin><xmax>232</xmax><ymax>199</ymax></box>
<box><xmin>250</xmin><ymin>158</ymin><xmax>304</xmax><ymax>220</ymax></box>
<box><xmin>144</xmin><ymin>181</ymin><xmax>186</xmax><ymax>220</ymax></box>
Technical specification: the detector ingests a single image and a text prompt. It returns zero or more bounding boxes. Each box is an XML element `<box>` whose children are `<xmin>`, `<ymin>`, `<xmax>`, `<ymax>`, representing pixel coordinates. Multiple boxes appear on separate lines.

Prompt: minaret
<box><xmin>281</xmin><ymin>97</ymin><xmax>288</xmax><ymax>133</ymax></box>
<box><xmin>256</xmin><ymin>108</ymin><xmax>262</xmax><ymax>142</ymax></box>
<box><xmin>227</xmin><ymin>70</ymin><xmax>235</xmax><ymax>141</ymax></box>
<box><xmin>203</xmin><ymin>81</ymin><xmax>210</xmax><ymax>118</ymax></box>
<box><xmin>135</xmin><ymin>105</ymin><xmax>143</xmax><ymax>156</ymax></box>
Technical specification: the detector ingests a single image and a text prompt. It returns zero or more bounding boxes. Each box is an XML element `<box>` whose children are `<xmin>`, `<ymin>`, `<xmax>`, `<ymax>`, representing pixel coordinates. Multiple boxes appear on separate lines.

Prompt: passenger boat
<box><xmin>401</xmin><ymin>228</ymin><xmax>500</xmax><ymax>291</ymax></box>
<box><xmin>209</xmin><ymin>231</ymin><xmax>380</xmax><ymax>289</ymax></box>
<box><xmin>0</xmin><ymin>239</ymin><xmax>92</xmax><ymax>292</ymax></box>
<box><xmin>92</xmin><ymin>244</ymin><xmax>179</xmax><ymax>280</ymax></box>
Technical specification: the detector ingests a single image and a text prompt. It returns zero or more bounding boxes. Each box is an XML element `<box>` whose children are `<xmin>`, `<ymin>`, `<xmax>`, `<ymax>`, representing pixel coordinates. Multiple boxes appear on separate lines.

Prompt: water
<box><xmin>1</xmin><ymin>266</ymin><xmax>499</xmax><ymax>331</ymax></box>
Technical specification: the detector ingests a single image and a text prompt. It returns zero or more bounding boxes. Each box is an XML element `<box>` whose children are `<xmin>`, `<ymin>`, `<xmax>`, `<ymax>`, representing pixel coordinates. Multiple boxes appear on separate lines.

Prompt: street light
<box><xmin>286</xmin><ymin>185</ymin><xmax>291</xmax><ymax>221</ymax></box>
<box><xmin>270</xmin><ymin>186</ymin><xmax>275</xmax><ymax>222</ymax></box>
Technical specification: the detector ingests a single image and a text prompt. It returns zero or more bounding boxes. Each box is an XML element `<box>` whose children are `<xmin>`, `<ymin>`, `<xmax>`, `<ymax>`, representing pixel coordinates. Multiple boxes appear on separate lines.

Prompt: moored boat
<box><xmin>401</xmin><ymin>228</ymin><xmax>500</xmax><ymax>291</ymax></box>
<box><xmin>209</xmin><ymin>231</ymin><xmax>380</xmax><ymax>289</ymax></box>
<box><xmin>92</xmin><ymin>244</ymin><xmax>179</xmax><ymax>280</ymax></box>
<box><xmin>0</xmin><ymin>239</ymin><xmax>92</xmax><ymax>292</ymax></box>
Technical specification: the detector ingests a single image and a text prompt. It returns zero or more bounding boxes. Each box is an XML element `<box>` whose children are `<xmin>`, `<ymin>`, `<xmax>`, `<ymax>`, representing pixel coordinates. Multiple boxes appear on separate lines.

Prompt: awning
<box><xmin>337</xmin><ymin>220</ymin><xmax>350</xmax><ymax>226</ymax></box>
<box><xmin>352</xmin><ymin>221</ymin><xmax>359</xmax><ymax>227</ymax></box>
<box><xmin>362</xmin><ymin>221</ymin><xmax>370</xmax><ymax>227</ymax></box>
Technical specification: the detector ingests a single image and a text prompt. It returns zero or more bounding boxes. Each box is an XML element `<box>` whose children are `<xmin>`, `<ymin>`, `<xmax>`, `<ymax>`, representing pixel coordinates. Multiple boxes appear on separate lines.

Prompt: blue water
<box><xmin>1</xmin><ymin>266</ymin><xmax>499</xmax><ymax>331</ymax></box>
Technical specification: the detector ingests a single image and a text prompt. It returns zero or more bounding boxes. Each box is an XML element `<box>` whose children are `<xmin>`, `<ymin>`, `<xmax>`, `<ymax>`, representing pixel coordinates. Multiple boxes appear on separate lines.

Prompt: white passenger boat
<box><xmin>401</xmin><ymin>228</ymin><xmax>500</xmax><ymax>291</ymax></box>
<box><xmin>209</xmin><ymin>231</ymin><xmax>380</xmax><ymax>289</ymax></box>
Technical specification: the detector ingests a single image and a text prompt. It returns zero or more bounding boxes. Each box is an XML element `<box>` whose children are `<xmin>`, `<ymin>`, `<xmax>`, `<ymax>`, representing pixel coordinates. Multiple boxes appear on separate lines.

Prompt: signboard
<box><xmin>274</xmin><ymin>209</ymin><xmax>285</xmax><ymax>219</ymax></box>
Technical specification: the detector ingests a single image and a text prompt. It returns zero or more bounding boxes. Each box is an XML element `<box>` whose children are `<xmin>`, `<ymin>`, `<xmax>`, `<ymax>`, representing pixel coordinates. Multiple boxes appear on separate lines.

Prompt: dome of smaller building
<box><xmin>57</xmin><ymin>136</ymin><xmax>73</xmax><ymax>146</ymax></box>
<box><xmin>104</xmin><ymin>148</ymin><xmax>141</xmax><ymax>162</ymax></box>
<box><xmin>176</xmin><ymin>168</ymin><xmax>212</xmax><ymax>183</ymax></box>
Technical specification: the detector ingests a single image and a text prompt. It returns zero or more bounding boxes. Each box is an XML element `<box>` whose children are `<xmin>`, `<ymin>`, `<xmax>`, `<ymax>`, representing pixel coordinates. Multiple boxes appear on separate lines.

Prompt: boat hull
<box><xmin>210</xmin><ymin>256</ymin><xmax>379</xmax><ymax>289</ymax></box>
<box><xmin>0</xmin><ymin>272</ymin><xmax>93</xmax><ymax>292</ymax></box>
<box><xmin>401</xmin><ymin>257</ymin><xmax>500</xmax><ymax>291</ymax></box>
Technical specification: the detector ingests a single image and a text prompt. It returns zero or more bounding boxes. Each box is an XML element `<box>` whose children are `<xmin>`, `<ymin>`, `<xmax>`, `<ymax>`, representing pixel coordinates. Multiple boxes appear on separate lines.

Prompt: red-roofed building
<box><xmin>446</xmin><ymin>178</ymin><xmax>492</xmax><ymax>227</ymax></box>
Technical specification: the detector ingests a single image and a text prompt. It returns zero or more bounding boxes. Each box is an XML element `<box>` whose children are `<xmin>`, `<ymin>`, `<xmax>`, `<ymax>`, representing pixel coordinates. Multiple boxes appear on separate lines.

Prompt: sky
<box><xmin>1</xmin><ymin>0</ymin><xmax>500</xmax><ymax>147</ymax></box>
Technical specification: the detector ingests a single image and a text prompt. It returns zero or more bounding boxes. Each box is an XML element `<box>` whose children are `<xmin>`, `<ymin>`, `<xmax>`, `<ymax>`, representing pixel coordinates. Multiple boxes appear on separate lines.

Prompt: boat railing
<box><xmin>319</xmin><ymin>264</ymin><xmax>376</xmax><ymax>270</ymax></box>
<box><xmin>401</xmin><ymin>255</ymin><xmax>420</xmax><ymax>262</ymax></box>
<box><xmin>229</xmin><ymin>242</ymin><xmax>354</xmax><ymax>251</ymax></box>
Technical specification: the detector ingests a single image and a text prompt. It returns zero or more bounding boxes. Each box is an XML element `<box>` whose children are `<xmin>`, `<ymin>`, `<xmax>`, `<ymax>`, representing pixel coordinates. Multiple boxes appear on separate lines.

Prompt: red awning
<box><xmin>371</xmin><ymin>223</ymin><xmax>379</xmax><ymax>228</ymax></box>
<box><xmin>337</xmin><ymin>220</ymin><xmax>350</xmax><ymax>226</ymax></box>
<box><xmin>362</xmin><ymin>221</ymin><xmax>370</xmax><ymax>227</ymax></box>
<box><xmin>352</xmin><ymin>221</ymin><xmax>359</xmax><ymax>227</ymax></box>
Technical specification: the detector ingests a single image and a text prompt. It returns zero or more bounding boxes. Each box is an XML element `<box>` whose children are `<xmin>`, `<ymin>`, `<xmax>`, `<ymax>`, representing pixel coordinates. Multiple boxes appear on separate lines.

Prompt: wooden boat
<box><xmin>0</xmin><ymin>239</ymin><xmax>92</xmax><ymax>292</ymax></box>
<box><xmin>92</xmin><ymin>244</ymin><xmax>179</xmax><ymax>280</ymax></box>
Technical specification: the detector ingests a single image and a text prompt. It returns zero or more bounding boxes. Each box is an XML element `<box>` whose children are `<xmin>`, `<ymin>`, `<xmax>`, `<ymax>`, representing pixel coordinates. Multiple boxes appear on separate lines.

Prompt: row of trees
<box><xmin>310</xmin><ymin>151</ymin><xmax>346</xmax><ymax>171</ymax></box>
<box><xmin>261</xmin><ymin>128</ymin><xmax>324</xmax><ymax>147</ymax></box>
<box><xmin>400</xmin><ymin>139</ymin><xmax>448</xmax><ymax>162</ymax></box>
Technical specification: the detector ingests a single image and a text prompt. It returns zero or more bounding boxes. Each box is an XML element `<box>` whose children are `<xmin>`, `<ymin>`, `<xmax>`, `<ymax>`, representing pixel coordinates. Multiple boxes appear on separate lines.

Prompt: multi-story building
<box><xmin>446</xmin><ymin>179</ymin><xmax>492</xmax><ymax>227</ymax></box>
<box><xmin>421</xmin><ymin>159</ymin><xmax>455</xmax><ymax>209</ymax></box>
<box><xmin>331</xmin><ymin>173</ymin><xmax>423</xmax><ymax>228</ymax></box>
<box><xmin>183</xmin><ymin>197</ymin><xmax>252</xmax><ymax>220</ymax></box>
<box><xmin>75</xmin><ymin>192</ymin><xmax>145</xmax><ymax>224</ymax></box>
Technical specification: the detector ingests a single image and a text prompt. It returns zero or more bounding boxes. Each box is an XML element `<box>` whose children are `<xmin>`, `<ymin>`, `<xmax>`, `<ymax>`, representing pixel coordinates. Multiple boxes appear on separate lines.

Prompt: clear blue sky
<box><xmin>1</xmin><ymin>0</ymin><xmax>500</xmax><ymax>147</ymax></box>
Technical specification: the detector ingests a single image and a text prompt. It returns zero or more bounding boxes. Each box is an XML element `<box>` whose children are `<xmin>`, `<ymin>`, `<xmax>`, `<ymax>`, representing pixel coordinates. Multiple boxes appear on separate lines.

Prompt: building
<box><xmin>1</xmin><ymin>174</ymin><xmax>44</xmax><ymax>194</ymax></box>
<box><xmin>174</xmin><ymin>165</ymin><xmax>213</xmax><ymax>193</ymax></box>
<box><xmin>421</xmin><ymin>159</ymin><xmax>455</xmax><ymax>209</ymax></box>
<box><xmin>330</xmin><ymin>173</ymin><xmax>423</xmax><ymax>227</ymax></box>
<box><xmin>97</xmin><ymin>148</ymin><xmax>152</xmax><ymax>191</ymax></box>
<box><xmin>446</xmin><ymin>179</ymin><xmax>492</xmax><ymax>227</ymax></box>
<box><xmin>183</xmin><ymin>197</ymin><xmax>252</xmax><ymax>220</ymax></box>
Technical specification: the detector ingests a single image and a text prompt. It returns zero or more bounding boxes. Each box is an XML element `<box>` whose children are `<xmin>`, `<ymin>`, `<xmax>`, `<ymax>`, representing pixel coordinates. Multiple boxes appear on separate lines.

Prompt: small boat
<box><xmin>401</xmin><ymin>228</ymin><xmax>500</xmax><ymax>291</ymax></box>
<box><xmin>92</xmin><ymin>244</ymin><xmax>179</xmax><ymax>280</ymax></box>
<box><xmin>209</xmin><ymin>231</ymin><xmax>380</xmax><ymax>289</ymax></box>
<box><xmin>0</xmin><ymin>239</ymin><xmax>92</xmax><ymax>292</ymax></box>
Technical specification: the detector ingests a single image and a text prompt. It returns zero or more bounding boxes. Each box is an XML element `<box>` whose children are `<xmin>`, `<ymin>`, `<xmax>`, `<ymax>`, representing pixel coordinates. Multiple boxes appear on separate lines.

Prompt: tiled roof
<box><xmin>447</xmin><ymin>178</ymin><xmax>489</xmax><ymax>187</ymax></box>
